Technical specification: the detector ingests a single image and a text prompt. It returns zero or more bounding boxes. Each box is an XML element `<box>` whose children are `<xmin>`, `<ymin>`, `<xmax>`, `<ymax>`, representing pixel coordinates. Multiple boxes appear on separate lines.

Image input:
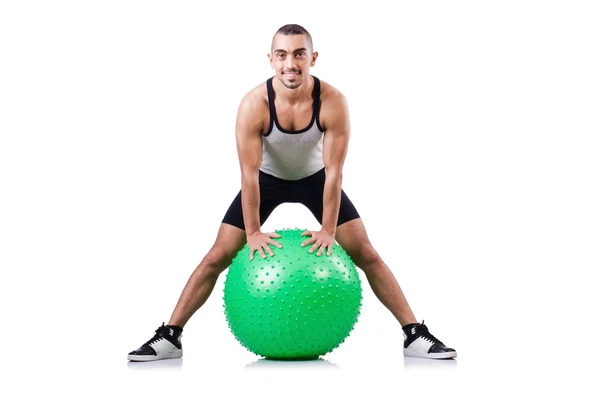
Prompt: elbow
<box><xmin>324</xmin><ymin>166</ymin><xmax>343</xmax><ymax>182</ymax></box>
<box><xmin>241</xmin><ymin>168</ymin><xmax>259</xmax><ymax>186</ymax></box>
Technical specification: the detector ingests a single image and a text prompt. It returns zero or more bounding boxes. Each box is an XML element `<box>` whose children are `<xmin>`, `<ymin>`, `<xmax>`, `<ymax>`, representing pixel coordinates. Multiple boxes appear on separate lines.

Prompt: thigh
<box><xmin>334</xmin><ymin>218</ymin><xmax>379</xmax><ymax>268</ymax></box>
<box><xmin>221</xmin><ymin>190</ymin><xmax>282</xmax><ymax>230</ymax></box>
<box><xmin>212</xmin><ymin>222</ymin><xmax>248</xmax><ymax>259</ymax></box>
<box><xmin>299</xmin><ymin>171</ymin><xmax>360</xmax><ymax>226</ymax></box>
<box><xmin>222</xmin><ymin>172</ymin><xmax>290</xmax><ymax>231</ymax></box>
<box><xmin>202</xmin><ymin>222</ymin><xmax>247</xmax><ymax>274</ymax></box>
<box><xmin>303</xmin><ymin>189</ymin><xmax>360</xmax><ymax>226</ymax></box>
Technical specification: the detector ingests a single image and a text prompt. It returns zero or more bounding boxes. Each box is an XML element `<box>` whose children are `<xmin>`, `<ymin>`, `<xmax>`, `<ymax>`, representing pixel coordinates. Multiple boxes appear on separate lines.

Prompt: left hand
<box><xmin>300</xmin><ymin>229</ymin><xmax>335</xmax><ymax>256</ymax></box>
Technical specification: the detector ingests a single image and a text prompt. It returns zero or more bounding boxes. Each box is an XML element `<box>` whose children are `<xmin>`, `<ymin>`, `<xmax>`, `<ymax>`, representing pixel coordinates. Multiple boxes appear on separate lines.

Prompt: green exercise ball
<box><xmin>223</xmin><ymin>228</ymin><xmax>362</xmax><ymax>360</ymax></box>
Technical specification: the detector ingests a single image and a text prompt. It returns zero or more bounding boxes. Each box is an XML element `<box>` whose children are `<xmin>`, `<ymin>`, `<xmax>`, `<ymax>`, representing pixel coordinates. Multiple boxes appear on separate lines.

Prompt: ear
<box><xmin>310</xmin><ymin>51</ymin><xmax>318</xmax><ymax>67</ymax></box>
<box><xmin>267</xmin><ymin>53</ymin><xmax>274</xmax><ymax>69</ymax></box>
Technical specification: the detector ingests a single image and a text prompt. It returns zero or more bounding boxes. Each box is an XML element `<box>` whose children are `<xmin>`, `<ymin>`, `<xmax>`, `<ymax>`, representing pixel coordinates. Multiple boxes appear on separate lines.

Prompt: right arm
<box><xmin>235</xmin><ymin>95</ymin><xmax>263</xmax><ymax>236</ymax></box>
<box><xmin>235</xmin><ymin>94</ymin><xmax>282</xmax><ymax>259</ymax></box>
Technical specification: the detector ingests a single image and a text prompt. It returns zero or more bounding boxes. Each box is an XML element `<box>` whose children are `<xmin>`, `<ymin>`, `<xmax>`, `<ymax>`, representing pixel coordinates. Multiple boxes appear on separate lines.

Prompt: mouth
<box><xmin>284</xmin><ymin>71</ymin><xmax>300</xmax><ymax>79</ymax></box>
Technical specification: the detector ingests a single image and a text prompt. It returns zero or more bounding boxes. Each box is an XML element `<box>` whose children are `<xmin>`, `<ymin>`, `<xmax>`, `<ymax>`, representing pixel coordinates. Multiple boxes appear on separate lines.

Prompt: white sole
<box><xmin>404</xmin><ymin>349</ymin><xmax>457</xmax><ymax>359</ymax></box>
<box><xmin>127</xmin><ymin>350</ymin><xmax>183</xmax><ymax>362</ymax></box>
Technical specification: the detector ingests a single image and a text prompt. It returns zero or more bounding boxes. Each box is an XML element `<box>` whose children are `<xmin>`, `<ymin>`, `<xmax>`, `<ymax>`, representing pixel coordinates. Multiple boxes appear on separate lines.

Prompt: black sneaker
<box><xmin>403</xmin><ymin>321</ymin><xmax>457</xmax><ymax>359</ymax></box>
<box><xmin>127</xmin><ymin>322</ymin><xmax>183</xmax><ymax>362</ymax></box>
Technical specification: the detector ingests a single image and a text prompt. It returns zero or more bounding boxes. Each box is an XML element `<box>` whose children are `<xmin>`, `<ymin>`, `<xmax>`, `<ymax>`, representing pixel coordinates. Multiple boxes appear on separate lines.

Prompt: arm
<box><xmin>321</xmin><ymin>93</ymin><xmax>350</xmax><ymax>234</ymax></box>
<box><xmin>235</xmin><ymin>94</ymin><xmax>264</xmax><ymax>236</ymax></box>
<box><xmin>235</xmin><ymin>93</ymin><xmax>283</xmax><ymax>259</ymax></box>
<box><xmin>301</xmin><ymin>92</ymin><xmax>350</xmax><ymax>256</ymax></box>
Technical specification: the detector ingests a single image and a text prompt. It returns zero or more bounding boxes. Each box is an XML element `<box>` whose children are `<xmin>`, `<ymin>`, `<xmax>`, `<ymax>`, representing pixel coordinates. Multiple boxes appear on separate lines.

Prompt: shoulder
<box><xmin>318</xmin><ymin>78</ymin><xmax>347</xmax><ymax>107</ymax></box>
<box><xmin>239</xmin><ymin>79</ymin><xmax>269</xmax><ymax>113</ymax></box>
<box><xmin>236</xmin><ymin>79</ymin><xmax>270</xmax><ymax>133</ymax></box>
<box><xmin>317</xmin><ymin>78</ymin><xmax>349</xmax><ymax>130</ymax></box>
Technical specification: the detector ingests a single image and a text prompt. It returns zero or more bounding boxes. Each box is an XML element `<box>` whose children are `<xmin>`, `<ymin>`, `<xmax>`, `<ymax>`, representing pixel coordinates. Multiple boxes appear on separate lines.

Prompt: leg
<box><xmin>296</xmin><ymin>171</ymin><xmax>417</xmax><ymax>325</ymax></box>
<box><xmin>169</xmin><ymin>176</ymin><xmax>284</xmax><ymax>328</ymax></box>
<box><xmin>335</xmin><ymin>218</ymin><xmax>418</xmax><ymax>327</ymax></box>
<box><xmin>168</xmin><ymin>223</ymin><xmax>246</xmax><ymax>327</ymax></box>
<box><xmin>128</xmin><ymin>223</ymin><xmax>246</xmax><ymax>362</ymax></box>
<box><xmin>298</xmin><ymin>175</ymin><xmax>456</xmax><ymax>357</ymax></box>
<box><xmin>128</xmin><ymin>178</ymin><xmax>290</xmax><ymax>361</ymax></box>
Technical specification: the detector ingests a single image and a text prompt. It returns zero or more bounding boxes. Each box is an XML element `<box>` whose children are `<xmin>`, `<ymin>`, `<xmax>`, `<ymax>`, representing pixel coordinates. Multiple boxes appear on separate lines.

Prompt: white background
<box><xmin>1</xmin><ymin>0</ymin><xmax>599</xmax><ymax>395</ymax></box>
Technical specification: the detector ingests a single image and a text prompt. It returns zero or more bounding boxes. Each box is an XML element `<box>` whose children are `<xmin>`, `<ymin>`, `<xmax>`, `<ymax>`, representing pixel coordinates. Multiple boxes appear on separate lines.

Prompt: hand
<box><xmin>246</xmin><ymin>231</ymin><xmax>282</xmax><ymax>260</ymax></box>
<box><xmin>300</xmin><ymin>229</ymin><xmax>335</xmax><ymax>257</ymax></box>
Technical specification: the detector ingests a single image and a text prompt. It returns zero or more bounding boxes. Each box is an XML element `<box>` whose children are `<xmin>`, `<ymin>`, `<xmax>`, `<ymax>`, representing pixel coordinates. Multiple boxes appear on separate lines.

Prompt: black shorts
<box><xmin>222</xmin><ymin>168</ymin><xmax>360</xmax><ymax>230</ymax></box>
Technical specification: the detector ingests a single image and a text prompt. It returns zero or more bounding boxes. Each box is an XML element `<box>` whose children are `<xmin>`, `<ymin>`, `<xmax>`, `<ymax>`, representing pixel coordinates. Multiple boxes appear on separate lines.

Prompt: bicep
<box><xmin>323</xmin><ymin>95</ymin><xmax>350</xmax><ymax>173</ymax></box>
<box><xmin>235</xmin><ymin>97</ymin><xmax>264</xmax><ymax>178</ymax></box>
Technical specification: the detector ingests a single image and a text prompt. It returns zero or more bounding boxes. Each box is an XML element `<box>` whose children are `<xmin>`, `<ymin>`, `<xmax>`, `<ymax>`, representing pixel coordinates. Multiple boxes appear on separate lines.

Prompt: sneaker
<box><xmin>403</xmin><ymin>321</ymin><xmax>457</xmax><ymax>359</ymax></box>
<box><xmin>127</xmin><ymin>322</ymin><xmax>183</xmax><ymax>361</ymax></box>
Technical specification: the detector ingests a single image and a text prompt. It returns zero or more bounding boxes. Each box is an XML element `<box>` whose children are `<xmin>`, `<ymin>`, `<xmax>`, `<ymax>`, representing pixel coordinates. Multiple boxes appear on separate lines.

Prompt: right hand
<box><xmin>246</xmin><ymin>231</ymin><xmax>283</xmax><ymax>260</ymax></box>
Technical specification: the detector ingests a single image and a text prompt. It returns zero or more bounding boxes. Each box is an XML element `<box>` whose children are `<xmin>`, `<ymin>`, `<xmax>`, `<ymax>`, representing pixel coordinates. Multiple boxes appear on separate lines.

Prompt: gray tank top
<box><xmin>259</xmin><ymin>76</ymin><xmax>325</xmax><ymax>181</ymax></box>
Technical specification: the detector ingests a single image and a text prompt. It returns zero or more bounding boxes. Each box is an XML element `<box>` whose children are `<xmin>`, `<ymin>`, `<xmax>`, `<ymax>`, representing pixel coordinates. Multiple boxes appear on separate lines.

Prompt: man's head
<box><xmin>269</xmin><ymin>24</ymin><xmax>318</xmax><ymax>89</ymax></box>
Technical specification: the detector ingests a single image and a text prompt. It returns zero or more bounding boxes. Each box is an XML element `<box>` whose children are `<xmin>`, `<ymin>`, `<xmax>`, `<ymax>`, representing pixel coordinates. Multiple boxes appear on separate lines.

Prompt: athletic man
<box><xmin>128</xmin><ymin>24</ymin><xmax>456</xmax><ymax>361</ymax></box>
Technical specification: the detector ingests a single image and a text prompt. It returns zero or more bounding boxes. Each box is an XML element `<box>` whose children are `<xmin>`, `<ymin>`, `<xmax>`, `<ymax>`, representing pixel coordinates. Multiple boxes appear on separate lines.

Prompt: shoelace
<box><xmin>143</xmin><ymin>322</ymin><xmax>168</xmax><ymax>346</ymax></box>
<box><xmin>416</xmin><ymin>321</ymin><xmax>444</xmax><ymax>346</ymax></box>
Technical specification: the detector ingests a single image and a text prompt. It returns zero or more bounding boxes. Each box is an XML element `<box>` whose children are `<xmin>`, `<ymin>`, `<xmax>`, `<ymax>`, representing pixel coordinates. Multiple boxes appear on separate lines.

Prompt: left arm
<box><xmin>301</xmin><ymin>92</ymin><xmax>350</xmax><ymax>256</ymax></box>
<box><xmin>321</xmin><ymin>93</ymin><xmax>350</xmax><ymax>233</ymax></box>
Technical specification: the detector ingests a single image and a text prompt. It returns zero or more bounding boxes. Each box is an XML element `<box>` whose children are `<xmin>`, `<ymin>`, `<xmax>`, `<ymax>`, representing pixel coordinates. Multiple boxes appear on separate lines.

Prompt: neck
<box><xmin>273</xmin><ymin>75</ymin><xmax>313</xmax><ymax>105</ymax></box>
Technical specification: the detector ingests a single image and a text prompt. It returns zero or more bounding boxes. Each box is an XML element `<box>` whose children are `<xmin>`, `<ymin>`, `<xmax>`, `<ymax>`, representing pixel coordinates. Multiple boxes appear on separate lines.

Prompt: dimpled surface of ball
<box><xmin>223</xmin><ymin>228</ymin><xmax>362</xmax><ymax>360</ymax></box>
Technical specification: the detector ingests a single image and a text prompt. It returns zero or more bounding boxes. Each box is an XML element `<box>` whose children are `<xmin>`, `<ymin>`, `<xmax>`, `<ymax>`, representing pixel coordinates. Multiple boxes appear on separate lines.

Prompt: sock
<box><xmin>167</xmin><ymin>324</ymin><xmax>183</xmax><ymax>333</ymax></box>
<box><xmin>402</xmin><ymin>322</ymin><xmax>420</xmax><ymax>331</ymax></box>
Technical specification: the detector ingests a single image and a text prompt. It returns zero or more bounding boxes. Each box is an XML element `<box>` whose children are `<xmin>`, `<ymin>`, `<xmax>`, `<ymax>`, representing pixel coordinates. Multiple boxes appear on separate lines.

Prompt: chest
<box><xmin>273</xmin><ymin>99</ymin><xmax>314</xmax><ymax>131</ymax></box>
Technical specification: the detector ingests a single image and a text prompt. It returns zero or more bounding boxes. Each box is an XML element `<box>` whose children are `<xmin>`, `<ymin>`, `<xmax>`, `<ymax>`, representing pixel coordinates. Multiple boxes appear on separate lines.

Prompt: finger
<box><xmin>271</xmin><ymin>233</ymin><xmax>282</xmax><ymax>239</ymax></box>
<box><xmin>316</xmin><ymin>245</ymin><xmax>326</xmax><ymax>257</ymax></box>
<box><xmin>258</xmin><ymin>246</ymin><xmax>267</xmax><ymax>259</ymax></box>
<box><xmin>301</xmin><ymin>231</ymin><xmax>311</xmax><ymax>236</ymax></box>
<box><xmin>268</xmin><ymin>239</ymin><xmax>283</xmax><ymax>249</ymax></box>
<box><xmin>301</xmin><ymin>237</ymin><xmax>316</xmax><ymax>247</ymax></box>
<box><xmin>327</xmin><ymin>244</ymin><xmax>332</xmax><ymax>256</ymax></box>
<box><xmin>263</xmin><ymin>244</ymin><xmax>275</xmax><ymax>257</ymax></box>
<box><xmin>249</xmin><ymin>247</ymin><xmax>255</xmax><ymax>260</ymax></box>
<box><xmin>309</xmin><ymin>241</ymin><xmax>321</xmax><ymax>253</ymax></box>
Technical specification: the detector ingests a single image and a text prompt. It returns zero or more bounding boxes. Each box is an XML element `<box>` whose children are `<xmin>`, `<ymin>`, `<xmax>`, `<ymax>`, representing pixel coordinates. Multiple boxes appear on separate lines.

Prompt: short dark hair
<box><xmin>271</xmin><ymin>24</ymin><xmax>313</xmax><ymax>52</ymax></box>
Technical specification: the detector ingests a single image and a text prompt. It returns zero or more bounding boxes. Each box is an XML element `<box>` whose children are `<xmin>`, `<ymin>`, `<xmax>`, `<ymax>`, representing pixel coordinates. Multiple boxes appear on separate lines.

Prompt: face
<box><xmin>269</xmin><ymin>33</ymin><xmax>318</xmax><ymax>89</ymax></box>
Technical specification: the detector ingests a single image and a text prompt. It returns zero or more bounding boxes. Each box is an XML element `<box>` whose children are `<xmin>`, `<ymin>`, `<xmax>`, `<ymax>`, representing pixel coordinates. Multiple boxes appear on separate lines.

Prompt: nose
<box><xmin>284</xmin><ymin>56</ymin><xmax>296</xmax><ymax>71</ymax></box>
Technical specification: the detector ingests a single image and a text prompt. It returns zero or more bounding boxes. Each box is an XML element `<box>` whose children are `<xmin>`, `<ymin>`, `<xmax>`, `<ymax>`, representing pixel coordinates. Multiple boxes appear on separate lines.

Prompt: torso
<box><xmin>246</xmin><ymin>75</ymin><xmax>337</xmax><ymax>135</ymax></box>
<box><xmin>244</xmin><ymin>75</ymin><xmax>343</xmax><ymax>180</ymax></box>
<box><xmin>270</xmin><ymin>94</ymin><xmax>314</xmax><ymax>133</ymax></box>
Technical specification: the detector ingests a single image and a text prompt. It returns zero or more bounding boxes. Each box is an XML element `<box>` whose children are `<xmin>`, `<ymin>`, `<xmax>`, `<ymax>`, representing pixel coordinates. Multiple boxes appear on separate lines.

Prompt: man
<box><xmin>127</xmin><ymin>24</ymin><xmax>456</xmax><ymax>362</ymax></box>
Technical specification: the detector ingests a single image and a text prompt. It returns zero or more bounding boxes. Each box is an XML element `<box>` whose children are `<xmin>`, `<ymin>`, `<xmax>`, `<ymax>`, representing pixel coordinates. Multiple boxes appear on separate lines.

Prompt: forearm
<box><xmin>321</xmin><ymin>171</ymin><xmax>342</xmax><ymax>234</ymax></box>
<box><xmin>241</xmin><ymin>174</ymin><xmax>261</xmax><ymax>235</ymax></box>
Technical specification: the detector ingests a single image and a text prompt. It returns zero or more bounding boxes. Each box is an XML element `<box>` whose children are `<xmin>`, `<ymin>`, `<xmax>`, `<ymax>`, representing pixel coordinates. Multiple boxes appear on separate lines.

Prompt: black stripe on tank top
<box><xmin>263</xmin><ymin>77</ymin><xmax>276</xmax><ymax>136</ymax></box>
<box><xmin>264</xmin><ymin>76</ymin><xmax>322</xmax><ymax>136</ymax></box>
<box><xmin>313</xmin><ymin>76</ymin><xmax>325</xmax><ymax>132</ymax></box>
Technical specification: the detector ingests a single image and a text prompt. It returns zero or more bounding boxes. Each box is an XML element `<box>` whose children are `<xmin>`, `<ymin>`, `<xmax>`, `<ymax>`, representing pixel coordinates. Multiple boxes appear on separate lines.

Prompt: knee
<box><xmin>198</xmin><ymin>246</ymin><xmax>233</xmax><ymax>276</ymax></box>
<box><xmin>349</xmin><ymin>243</ymin><xmax>381</xmax><ymax>271</ymax></box>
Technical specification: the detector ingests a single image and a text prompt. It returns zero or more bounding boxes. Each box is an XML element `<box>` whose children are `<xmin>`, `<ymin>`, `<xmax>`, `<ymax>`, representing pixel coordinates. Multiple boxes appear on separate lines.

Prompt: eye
<box><xmin>296</xmin><ymin>52</ymin><xmax>306</xmax><ymax>57</ymax></box>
